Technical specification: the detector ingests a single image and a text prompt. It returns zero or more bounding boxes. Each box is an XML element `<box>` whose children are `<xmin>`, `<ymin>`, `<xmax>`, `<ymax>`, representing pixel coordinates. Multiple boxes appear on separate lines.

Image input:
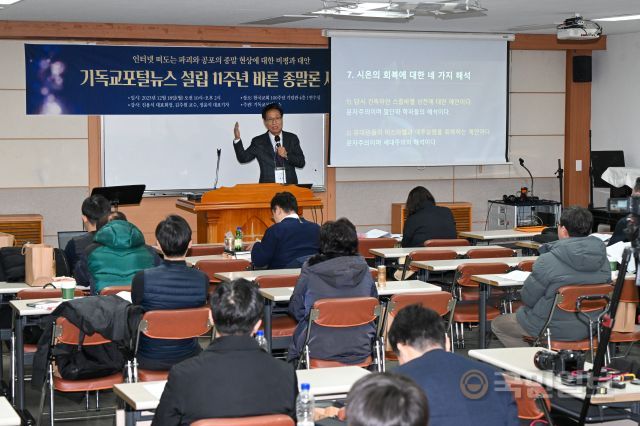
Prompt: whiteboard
<box><xmin>102</xmin><ymin>114</ymin><xmax>325</xmax><ymax>192</ymax></box>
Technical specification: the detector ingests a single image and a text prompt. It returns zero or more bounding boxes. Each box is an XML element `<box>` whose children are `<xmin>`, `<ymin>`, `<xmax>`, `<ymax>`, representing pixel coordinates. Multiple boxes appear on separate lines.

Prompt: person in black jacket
<box><xmin>608</xmin><ymin>177</ymin><xmax>640</xmax><ymax>246</ymax></box>
<box><xmin>401</xmin><ymin>186</ymin><xmax>457</xmax><ymax>248</ymax></box>
<box><xmin>287</xmin><ymin>218</ymin><xmax>378</xmax><ymax>364</ymax></box>
<box><xmin>233</xmin><ymin>103</ymin><xmax>305</xmax><ymax>184</ymax></box>
<box><xmin>153</xmin><ymin>279</ymin><xmax>297</xmax><ymax>425</ymax></box>
<box><xmin>131</xmin><ymin>215</ymin><xmax>208</xmax><ymax>370</ymax></box>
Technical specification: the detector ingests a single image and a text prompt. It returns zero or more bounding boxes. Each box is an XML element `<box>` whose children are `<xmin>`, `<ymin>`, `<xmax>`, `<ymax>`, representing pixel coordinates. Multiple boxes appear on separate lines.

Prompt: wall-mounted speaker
<box><xmin>573</xmin><ymin>56</ymin><xmax>592</xmax><ymax>83</ymax></box>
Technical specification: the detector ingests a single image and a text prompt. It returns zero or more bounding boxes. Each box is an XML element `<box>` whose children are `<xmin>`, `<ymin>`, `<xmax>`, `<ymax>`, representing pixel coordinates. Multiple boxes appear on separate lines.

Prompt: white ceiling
<box><xmin>2</xmin><ymin>0</ymin><xmax>640</xmax><ymax>36</ymax></box>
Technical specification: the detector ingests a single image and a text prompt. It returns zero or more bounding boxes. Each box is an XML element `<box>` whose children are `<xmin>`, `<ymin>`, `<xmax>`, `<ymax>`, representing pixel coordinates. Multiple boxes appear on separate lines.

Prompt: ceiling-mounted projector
<box><xmin>557</xmin><ymin>15</ymin><xmax>602</xmax><ymax>40</ymax></box>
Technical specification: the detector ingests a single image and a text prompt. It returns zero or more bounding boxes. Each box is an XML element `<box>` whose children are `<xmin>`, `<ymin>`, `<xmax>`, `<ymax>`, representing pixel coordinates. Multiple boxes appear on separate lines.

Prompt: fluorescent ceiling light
<box><xmin>593</xmin><ymin>14</ymin><xmax>640</xmax><ymax>22</ymax></box>
<box><xmin>0</xmin><ymin>0</ymin><xmax>22</xmax><ymax>4</ymax></box>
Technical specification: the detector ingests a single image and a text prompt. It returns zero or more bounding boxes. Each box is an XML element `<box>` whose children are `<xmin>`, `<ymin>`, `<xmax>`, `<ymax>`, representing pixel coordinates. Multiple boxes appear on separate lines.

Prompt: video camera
<box><xmin>534</xmin><ymin>350</ymin><xmax>586</xmax><ymax>375</ymax></box>
<box><xmin>607</xmin><ymin>195</ymin><xmax>640</xmax><ymax>215</ymax></box>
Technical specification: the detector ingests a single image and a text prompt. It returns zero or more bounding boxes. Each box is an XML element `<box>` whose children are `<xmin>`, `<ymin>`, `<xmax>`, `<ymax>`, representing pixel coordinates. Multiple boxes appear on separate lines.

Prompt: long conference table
<box><xmin>470</xmin><ymin>347</ymin><xmax>640</xmax><ymax>423</ymax></box>
<box><xmin>114</xmin><ymin>366</ymin><xmax>370</xmax><ymax>426</ymax></box>
<box><xmin>458</xmin><ymin>229</ymin><xmax>542</xmax><ymax>245</ymax></box>
<box><xmin>470</xmin><ymin>272</ymin><xmax>529</xmax><ymax>349</ymax></box>
<box><xmin>258</xmin><ymin>280</ymin><xmax>442</xmax><ymax>352</ymax></box>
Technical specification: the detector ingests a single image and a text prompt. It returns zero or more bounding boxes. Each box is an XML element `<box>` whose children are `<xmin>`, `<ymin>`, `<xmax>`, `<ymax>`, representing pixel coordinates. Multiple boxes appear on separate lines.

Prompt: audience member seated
<box><xmin>492</xmin><ymin>206</ymin><xmax>611</xmax><ymax>347</ymax></box>
<box><xmin>85</xmin><ymin>212</ymin><xmax>160</xmax><ymax>295</ymax></box>
<box><xmin>64</xmin><ymin>194</ymin><xmax>111</xmax><ymax>286</ymax></box>
<box><xmin>251</xmin><ymin>191</ymin><xmax>320</xmax><ymax>269</ymax></box>
<box><xmin>346</xmin><ymin>372</ymin><xmax>429</xmax><ymax>426</ymax></box>
<box><xmin>153</xmin><ymin>279</ymin><xmax>297</xmax><ymax>425</ymax></box>
<box><xmin>390</xmin><ymin>305</ymin><xmax>519</xmax><ymax>426</ymax></box>
<box><xmin>287</xmin><ymin>218</ymin><xmax>378</xmax><ymax>364</ymax></box>
<box><xmin>401</xmin><ymin>186</ymin><xmax>457</xmax><ymax>248</ymax></box>
<box><xmin>609</xmin><ymin>177</ymin><xmax>640</xmax><ymax>246</ymax></box>
<box><xmin>131</xmin><ymin>215</ymin><xmax>209</xmax><ymax>371</ymax></box>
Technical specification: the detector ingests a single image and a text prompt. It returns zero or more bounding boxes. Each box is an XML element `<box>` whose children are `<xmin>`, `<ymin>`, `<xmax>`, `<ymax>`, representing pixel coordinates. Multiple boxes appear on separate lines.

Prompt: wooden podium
<box><xmin>176</xmin><ymin>184</ymin><xmax>323</xmax><ymax>243</ymax></box>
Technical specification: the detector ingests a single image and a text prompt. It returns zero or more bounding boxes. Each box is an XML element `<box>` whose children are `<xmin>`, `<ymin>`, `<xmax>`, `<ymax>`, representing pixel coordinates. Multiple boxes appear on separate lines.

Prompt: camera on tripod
<box><xmin>534</xmin><ymin>350</ymin><xmax>585</xmax><ymax>375</ymax></box>
<box><xmin>607</xmin><ymin>195</ymin><xmax>640</xmax><ymax>215</ymax></box>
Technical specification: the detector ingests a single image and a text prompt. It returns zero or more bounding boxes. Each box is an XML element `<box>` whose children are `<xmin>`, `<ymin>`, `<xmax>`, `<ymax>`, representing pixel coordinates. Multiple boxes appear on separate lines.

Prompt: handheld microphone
<box><xmin>213</xmin><ymin>148</ymin><xmax>221</xmax><ymax>189</ymax></box>
<box><xmin>518</xmin><ymin>157</ymin><xmax>534</xmax><ymax>197</ymax></box>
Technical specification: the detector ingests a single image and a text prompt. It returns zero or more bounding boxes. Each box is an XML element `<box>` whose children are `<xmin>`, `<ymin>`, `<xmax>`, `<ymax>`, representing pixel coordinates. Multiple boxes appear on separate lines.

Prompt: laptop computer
<box><xmin>57</xmin><ymin>231</ymin><xmax>87</xmax><ymax>249</ymax></box>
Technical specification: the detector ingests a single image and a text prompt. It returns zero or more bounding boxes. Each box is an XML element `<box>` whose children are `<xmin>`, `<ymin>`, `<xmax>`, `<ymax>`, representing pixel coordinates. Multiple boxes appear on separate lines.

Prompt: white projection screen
<box><xmin>329</xmin><ymin>34</ymin><xmax>508</xmax><ymax>167</ymax></box>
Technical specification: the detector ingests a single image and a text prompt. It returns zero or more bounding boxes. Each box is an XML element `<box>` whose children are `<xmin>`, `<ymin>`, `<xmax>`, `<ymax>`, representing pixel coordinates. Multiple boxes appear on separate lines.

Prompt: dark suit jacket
<box><xmin>251</xmin><ymin>216</ymin><xmax>320</xmax><ymax>269</ymax></box>
<box><xmin>401</xmin><ymin>201</ymin><xmax>457</xmax><ymax>247</ymax></box>
<box><xmin>233</xmin><ymin>131</ymin><xmax>305</xmax><ymax>184</ymax></box>
<box><xmin>152</xmin><ymin>335</ymin><xmax>297</xmax><ymax>426</ymax></box>
<box><xmin>395</xmin><ymin>349</ymin><xmax>519</xmax><ymax>426</ymax></box>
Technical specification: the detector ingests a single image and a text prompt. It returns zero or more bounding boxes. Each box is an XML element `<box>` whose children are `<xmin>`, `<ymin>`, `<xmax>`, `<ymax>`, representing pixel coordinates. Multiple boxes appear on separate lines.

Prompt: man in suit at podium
<box><xmin>233</xmin><ymin>103</ymin><xmax>305</xmax><ymax>184</ymax></box>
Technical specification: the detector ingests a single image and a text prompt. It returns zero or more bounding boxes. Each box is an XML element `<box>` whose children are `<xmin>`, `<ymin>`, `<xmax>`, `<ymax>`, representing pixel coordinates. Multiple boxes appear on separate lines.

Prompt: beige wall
<box><xmin>0</xmin><ymin>40</ymin><xmax>89</xmax><ymax>246</ymax></box>
<box><xmin>337</xmin><ymin>49</ymin><xmax>566</xmax><ymax>232</ymax></box>
<box><xmin>0</xmin><ymin>40</ymin><xmax>566</xmax><ymax>243</ymax></box>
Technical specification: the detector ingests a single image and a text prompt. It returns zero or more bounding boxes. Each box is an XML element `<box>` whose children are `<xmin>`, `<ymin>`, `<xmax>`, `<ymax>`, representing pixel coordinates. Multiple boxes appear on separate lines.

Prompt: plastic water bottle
<box><xmin>255</xmin><ymin>330</ymin><xmax>268</xmax><ymax>351</ymax></box>
<box><xmin>235</xmin><ymin>226</ymin><xmax>243</xmax><ymax>251</ymax></box>
<box><xmin>296</xmin><ymin>383</ymin><xmax>315</xmax><ymax>426</ymax></box>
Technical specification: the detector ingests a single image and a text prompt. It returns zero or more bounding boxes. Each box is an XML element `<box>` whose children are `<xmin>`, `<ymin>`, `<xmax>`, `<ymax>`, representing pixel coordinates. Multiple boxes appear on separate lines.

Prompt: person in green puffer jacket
<box><xmin>85</xmin><ymin>212</ymin><xmax>160</xmax><ymax>295</ymax></box>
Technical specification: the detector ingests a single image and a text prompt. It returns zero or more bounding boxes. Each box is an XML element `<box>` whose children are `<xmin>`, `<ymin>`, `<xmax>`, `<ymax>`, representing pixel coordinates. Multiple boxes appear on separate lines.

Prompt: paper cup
<box><xmin>60</xmin><ymin>279</ymin><xmax>77</xmax><ymax>300</ymax></box>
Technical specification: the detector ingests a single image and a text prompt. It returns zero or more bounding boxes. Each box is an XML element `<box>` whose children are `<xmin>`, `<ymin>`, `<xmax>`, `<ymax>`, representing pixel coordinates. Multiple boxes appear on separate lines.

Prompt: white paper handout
<box><xmin>497</xmin><ymin>270</ymin><xmax>531</xmax><ymax>282</ymax></box>
<box><xmin>607</xmin><ymin>241</ymin><xmax>636</xmax><ymax>273</ymax></box>
<box><xmin>364</xmin><ymin>229</ymin><xmax>391</xmax><ymax>238</ymax></box>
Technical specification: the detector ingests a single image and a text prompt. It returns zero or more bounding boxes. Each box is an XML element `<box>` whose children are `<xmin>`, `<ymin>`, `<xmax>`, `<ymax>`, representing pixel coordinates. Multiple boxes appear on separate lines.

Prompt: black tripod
<box><xmin>578</xmin><ymin>213</ymin><xmax>640</xmax><ymax>425</ymax></box>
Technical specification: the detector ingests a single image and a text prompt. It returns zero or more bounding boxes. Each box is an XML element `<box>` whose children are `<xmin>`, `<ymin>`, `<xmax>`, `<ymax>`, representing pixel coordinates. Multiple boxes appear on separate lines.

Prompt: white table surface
<box><xmin>113</xmin><ymin>367</ymin><xmax>370</xmax><ymax>410</ymax></box>
<box><xmin>186</xmin><ymin>253</ymin><xmax>251</xmax><ymax>266</ymax></box>
<box><xmin>459</xmin><ymin>230</ymin><xmax>542</xmax><ymax>240</ymax></box>
<box><xmin>114</xmin><ymin>381</ymin><xmax>165</xmax><ymax>411</ymax></box>
<box><xmin>0</xmin><ymin>281</ymin><xmax>31</xmax><ymax>294</ymax></box>
<box><xmin>471</xmin><ymin>274</ymin><xmax>526</xmax><ymax>287</ymax></box>
<box><xmin>0</xmin><ymin>282</ymin><xmax>89</xmax><ymax>295</ymax></box>
<box><xmin>259</xmin><ymin>280</ymin><xmax>442</xmax><ymax>302</ymax></box>
<box><xmin>10</xmin><ymin>297</ymin><xmax>67</xmax><ymax>316</ymax></box>
<box><xmin>369</xmin><ymin>245</ymin><xmax>505</xmax><ymax>259</ymax></box>
<box><xmin>0</xmin><ymin>396</ymin><xmax>21</xmax><ymax>426</ymax></box>
<box><xmin>214</xmin><ymin>269</ymin><xmax>301</xmax><ymax>282</ymax></box>
<box><xmin>515</xmin><ymin>241</ymin><xmax>542</xmax><ymax>250</ymax></box>
<box><xmin>469</xmin><ymin>347</ymin><xmax>640</xmax><ymax>404</ymax></box>
<box><xmin>297</xmin><ymin>366</ymin><xmax>370</xmax><ymax>400</ymax></box>
<box><xmin>413</xmin><ymin>256</ymin><xmax>538</xmax><ymax>272</ymax></box>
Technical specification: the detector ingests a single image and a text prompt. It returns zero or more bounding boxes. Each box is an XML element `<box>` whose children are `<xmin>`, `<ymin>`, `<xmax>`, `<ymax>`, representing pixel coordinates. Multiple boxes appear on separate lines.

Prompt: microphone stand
<box><xmin>554</xmin><ymin>159</ymin><xmax>564</xmax><ymax>207</ymax></box>
<box><xmin>519</xmin><ymin>159</ymin><xmax>534</xmax><ymax>197</ymax></box>
<box><xmin>213</xmin><ymin>148</ymin><xmax>221</xmax><ymax>189</ymax></box>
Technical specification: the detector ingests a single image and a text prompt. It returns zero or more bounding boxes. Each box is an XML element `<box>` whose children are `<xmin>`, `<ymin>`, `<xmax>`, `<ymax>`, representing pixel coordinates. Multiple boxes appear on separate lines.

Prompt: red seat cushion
<box><xmin>272</xmin><ymin>316</ymin><xmax>297</xmax><ymax>338</ymax></box>
<box><xmin>610</xmin><ymin>331</ymin><xmax>640</xmax><ymax>343</ymax></box>
<box><xmin>550</xmin><ymin>340</ymin><xmax>593</xmax><ymax>351</ymax></box>
<box><xmin>53</xmin><ymin>371</ymin><xmax>122</xmax><ymax>392</ymax></box>
<box><xmin>138</xmin><ymin>369</ymin><xmax>169</xmax><ymax>382</ymax></box>
<box><xmin>310</xmin><ymin>356</ymin><xmax>373</xmax><ymax>369</ymax></box>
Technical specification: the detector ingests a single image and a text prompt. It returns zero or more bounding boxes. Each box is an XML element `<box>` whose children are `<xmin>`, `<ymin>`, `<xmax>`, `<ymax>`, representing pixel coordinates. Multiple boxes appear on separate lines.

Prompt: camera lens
<box><xmin>534</xmin><ymin>350</ymin><xmax>555</xmax><ymax>371</ymax></box>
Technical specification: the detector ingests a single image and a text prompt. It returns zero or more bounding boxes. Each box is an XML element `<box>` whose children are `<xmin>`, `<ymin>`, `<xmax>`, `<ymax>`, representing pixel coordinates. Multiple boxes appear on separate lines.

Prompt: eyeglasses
<box><xmin>265</xmin><ymin>116</ymin><xmax>282</xmax><ymax>123</ymax></box>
